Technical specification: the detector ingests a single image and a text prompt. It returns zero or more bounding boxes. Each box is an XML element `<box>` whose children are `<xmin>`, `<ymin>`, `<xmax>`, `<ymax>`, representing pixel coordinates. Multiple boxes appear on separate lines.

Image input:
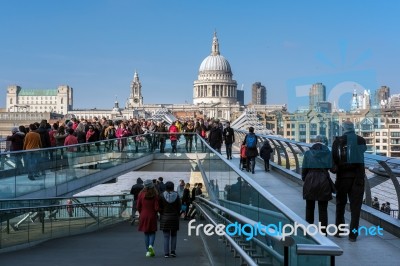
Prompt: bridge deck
<box><xmin>1</xmin><ymin>149</ymin><xmax>400</xmax><ymax>265</ymax></box>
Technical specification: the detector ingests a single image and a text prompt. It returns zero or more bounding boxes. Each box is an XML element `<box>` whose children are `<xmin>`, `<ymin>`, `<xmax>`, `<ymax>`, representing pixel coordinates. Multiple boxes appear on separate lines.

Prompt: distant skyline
<box><xmin>1</xmin><ymin>0</ymin><xmax>399</xmax><ymax>112</ymax></box>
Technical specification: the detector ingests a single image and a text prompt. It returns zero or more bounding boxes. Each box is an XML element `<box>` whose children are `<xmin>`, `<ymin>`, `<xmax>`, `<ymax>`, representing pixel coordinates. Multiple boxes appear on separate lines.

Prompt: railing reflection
<box><xmin>0</xmin><ymin>194</ymin><xmax>132</xmax><ymax>250</ymax></box>
<box><xmin>195</xmin><ymin>136</ymin><xmax>342</xmax><ymax>265</ymax></box>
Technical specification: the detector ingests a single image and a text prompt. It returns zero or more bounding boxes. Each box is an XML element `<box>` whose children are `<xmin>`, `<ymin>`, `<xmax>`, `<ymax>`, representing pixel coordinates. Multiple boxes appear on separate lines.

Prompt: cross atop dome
<box><xmin>211</xmin><ymin>31</ymin><xmax>220</xmax><ymax>56</ymax></box>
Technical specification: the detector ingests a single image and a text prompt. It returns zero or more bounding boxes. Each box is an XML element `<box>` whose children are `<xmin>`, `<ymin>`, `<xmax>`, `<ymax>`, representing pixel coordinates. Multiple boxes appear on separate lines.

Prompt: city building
<box><xmin>268</xmin><ymin>108</ymin><xmax>400</xmax><ymax>157</ymax></box>
<box><xmin>389</xmin><ymin>94</ymin><xmax>400</xmax><ymax>109</ymax></box>
<box><xmin>6</xmin><ymin>85</ymin><xmax>73</xmax><ymax>114</ymax></box>
<box><xmin>309</xmin><ymin>82</ymin><xmax>326</xmax><ymax>111</ymax></box>
<box><xmin>375</xmin><ymin>85</ymin><xmax>390</xmax><ymax>108</ymax></box>
<box><xmin>67</xmin><ymin>31</ymin><xmax>284</xmax><ymax>122</ymax></box>
<box><xmin>237</xmin><ymin>85</ymin><xmax>244</xmax><ymax>106</ymax></box>
<box><xmin>251</xmin><ymin>82</ymin><xmax>266</xmax><ymax>105</ymax></box>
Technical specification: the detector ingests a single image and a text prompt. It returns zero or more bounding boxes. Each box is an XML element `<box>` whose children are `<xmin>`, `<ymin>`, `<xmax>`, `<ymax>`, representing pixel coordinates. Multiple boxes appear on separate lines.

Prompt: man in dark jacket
<box><xmin>208</xmin><ymin>121</ymin><xmax>223</xmax><ymax>154</ymax></box>
<box><xmin>332</xmin><ymin>121</ymin><xmax>367</xmax><ymax>242</ymax></box>
<box><xmin>6</xmin><ymin>127</ymin><xmax>25</xmax><ymax>172</ymax></box>
<box><xmin>157</xmin><ymin>177</ymin><xmax>166</xmax><ymax>194</ymax></box>
<box><xmin>130</xmin><ymin>177</ymin><xmax>144</xmax><ymax>225</ymax></box>
<box><xmin>36</xmin><ymin>120</ymin><xmax>51</xmax><ymax>176</ymax></box>
<box><xmin>223</xmin><ymin>122</ymin><xmax>235</xmax><ymax>160</ymax></box>
<box><xmin>159</xmin><ymin>181</ymin><xmax>181</xmax><ymax>258</ymax></box>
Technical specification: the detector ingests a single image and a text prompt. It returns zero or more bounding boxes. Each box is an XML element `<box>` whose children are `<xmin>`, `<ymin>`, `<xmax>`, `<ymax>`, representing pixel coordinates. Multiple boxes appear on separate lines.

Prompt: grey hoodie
<box><xmin>163</xmin><ymin>191</ymin><xmax>178</xmax><ymax>203</ymax></box>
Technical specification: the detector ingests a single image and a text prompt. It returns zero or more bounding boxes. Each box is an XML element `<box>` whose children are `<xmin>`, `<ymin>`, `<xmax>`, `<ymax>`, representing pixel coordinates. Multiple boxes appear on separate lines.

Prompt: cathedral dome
<box><xmin>199</xmin><ymin>54</ymin><xmax>231</xmax><ymax>72</ymax></box>
<box><xmin>198</xmin><ymin>32</ymin><xmax>232</xmax><ymax>73</ymax></box>
<box><xmin>193</xmin><ymin>31</ymin><xmax>237</xmax><ymax>106</ymax></box>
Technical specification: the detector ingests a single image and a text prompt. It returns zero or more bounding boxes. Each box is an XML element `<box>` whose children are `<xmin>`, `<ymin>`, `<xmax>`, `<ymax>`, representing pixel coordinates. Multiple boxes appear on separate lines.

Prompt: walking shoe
<box><xmin>164</xmin><ymin>254</ymin><xmax>170</xmax><ymax>258</ymax></box>
<box><xmin>146</xmin><ymin>251</ymin><xmax>151</xmax><ymax>257</ymax></box>
<box><xmin>170</xmin><ymin>251</ymin><xmax>176</xmax><ymax>257</ymax></box>
<box><xmin>148</xmin><ymin>245</ymin><xmax>155</xmax><ymax>257</ymax></box>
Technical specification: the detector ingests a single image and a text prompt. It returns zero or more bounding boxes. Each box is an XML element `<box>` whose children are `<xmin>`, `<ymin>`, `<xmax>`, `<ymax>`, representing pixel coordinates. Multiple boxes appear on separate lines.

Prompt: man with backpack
<box><xmin>242</xmin><ymin>127</ymin><xmax>258</xmax><ymax>174</ymax></box>
<box><xmin>331</xmin><ymin>120</ymin><xmax>366</xmax><ymax>242</ymax></box>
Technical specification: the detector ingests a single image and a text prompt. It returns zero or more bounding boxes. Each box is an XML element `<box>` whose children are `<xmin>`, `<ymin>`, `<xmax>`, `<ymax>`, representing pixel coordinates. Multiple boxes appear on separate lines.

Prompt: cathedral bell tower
<box><xmin>127</xmin><ymin>70</ymin><xmax>143</xmax><ymax>108</ymax></box>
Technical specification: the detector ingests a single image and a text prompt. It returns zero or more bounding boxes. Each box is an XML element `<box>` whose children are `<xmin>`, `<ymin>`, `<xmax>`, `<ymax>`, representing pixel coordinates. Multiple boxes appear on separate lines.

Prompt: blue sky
<box><xmin>0</xmin><ymin>0</ymin><xmax>399</xmax><ymax>111</ymax></box>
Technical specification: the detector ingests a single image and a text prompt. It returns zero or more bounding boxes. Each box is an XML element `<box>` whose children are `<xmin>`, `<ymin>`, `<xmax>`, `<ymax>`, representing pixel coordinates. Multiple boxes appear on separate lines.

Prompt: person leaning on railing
<box><xmin>6</xmin><ymin>127</ymin><xmax>25</xmax><ymax>173</ymax></box>
<box><xmin>23</xmin><ymin>124</ymin><xmax>42</xmax><ymax>180</ymax></box>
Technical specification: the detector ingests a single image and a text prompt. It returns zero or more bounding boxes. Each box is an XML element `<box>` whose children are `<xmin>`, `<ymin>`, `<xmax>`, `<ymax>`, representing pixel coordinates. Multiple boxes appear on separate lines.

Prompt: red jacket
<box><xmin>64</xmin><ymin>134</ymin><xmax>78</xmax><ymax>152</ymax></box>
<box><xmin>169</xmin><ymin>125</ymin><xmax>179</xmax><ymax>141</ymax></box>
<box><xmin>137</xmin><ymin>191</ymin><xmax>159</xmax><ymax>233</ymax></box>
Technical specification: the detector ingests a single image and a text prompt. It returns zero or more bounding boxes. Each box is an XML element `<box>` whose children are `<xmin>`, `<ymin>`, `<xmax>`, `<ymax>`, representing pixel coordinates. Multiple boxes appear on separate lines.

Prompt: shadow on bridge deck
<box><xmin>0</xmin><ymin>220</ymin><xmax>209</xmax><ymax>266</ymax></box>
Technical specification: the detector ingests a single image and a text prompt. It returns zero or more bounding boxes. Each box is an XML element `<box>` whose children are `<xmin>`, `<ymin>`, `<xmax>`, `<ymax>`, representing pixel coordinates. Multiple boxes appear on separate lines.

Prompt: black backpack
<box><xmin>334</xmin><ymin>134</ymin><xmax>363</xmax><ymax>166</ymax></box>
<box><xmin>107</xmin><ymin>128</ymin><xmax>116</xmax><ymax>139</ymax></box>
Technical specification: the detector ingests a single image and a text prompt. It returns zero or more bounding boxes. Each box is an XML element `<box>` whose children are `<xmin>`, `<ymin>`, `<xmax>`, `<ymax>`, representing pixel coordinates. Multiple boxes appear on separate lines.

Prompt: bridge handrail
<box><xmin>195</xmin><ymin>136</ymin><xmax>343</xmax><ymax>262</ymax></box>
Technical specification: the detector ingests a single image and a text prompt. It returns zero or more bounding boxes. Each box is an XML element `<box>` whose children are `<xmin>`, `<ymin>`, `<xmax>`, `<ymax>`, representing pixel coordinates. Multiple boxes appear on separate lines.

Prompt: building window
<box><xmin>376</xmin><ymin>139</ymin><xmax>380</xmax><ymax>143</ymax></box>
<box><xmin>376</xmin><ymin>132</ymin><xmax>380</xmax><ymax>136</ymax></box>
<box><xmin>383</xmin><ymin>132</ymin><xmax>387</xmax><ymax>136</ymax></box>
<box><xmin>383</xmin><ymin>146</ymin><xmax>387</xmax><ymax>150</ymax></box>
<box><xmin>376</xmin><ymin>146</ymin><xmax>380</xmax><ymax>150</ymax></box>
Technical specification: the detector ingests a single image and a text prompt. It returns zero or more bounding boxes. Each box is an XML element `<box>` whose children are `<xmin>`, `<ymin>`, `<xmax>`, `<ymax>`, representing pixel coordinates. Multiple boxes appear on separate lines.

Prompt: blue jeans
<box><xmin>144</xmin><ymin>232</ymin><xmax>156</xmax><ymax>250</ymax></box>
<box><xmin>163</xmin><ymin>230</ymin><xmax>177</xmax><ymax>254</ymax></box>
<box><xmin>171</xmin><ymin>140</ymin><xmax>177</xmax><ymax>153</ymax></box>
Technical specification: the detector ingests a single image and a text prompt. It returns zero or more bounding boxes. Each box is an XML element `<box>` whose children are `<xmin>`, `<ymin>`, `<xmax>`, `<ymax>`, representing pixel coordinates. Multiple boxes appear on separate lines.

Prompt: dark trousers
<box><xmin>335</xmin><ymin>178</ymin><xmax>364</xmax><ymax>239</ymax></box>
<box><xmin>263</xmin><ymin>159</ymin><xmax>270</xmax><ymax>171</ymax></box>
<box><xmin>185</xmin><ymin>138</ymin><xmax>193</xmax><ymax>152</ymax></box>
<box><xmin>306</xmin><ymin>200</ymin><xmax>328</xmax><ymax>234</ymax></box>
<box><xmin>225</xmin><ymin>143</ymin><xmax>232</xmax><ymax>159</ymax></box>
<box><xmin>246</xmin><ymin>156</ymin><xmax>256</xmax><ymax>172</ymax></box>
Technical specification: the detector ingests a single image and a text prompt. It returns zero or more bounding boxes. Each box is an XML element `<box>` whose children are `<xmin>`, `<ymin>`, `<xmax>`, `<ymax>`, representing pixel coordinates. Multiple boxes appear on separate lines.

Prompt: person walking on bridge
<box><xmin>242</xmin><ymin>127</ymin><xmax>258</xmax><ymax>174</ymax></box>
<box><xmin>302</xmin><ymin>135</ymin><xmax>333</xmax><ymax>235</ymax></box>
<box><xmin>331</xmin><ymin>120</ymin><xmax>367</xmax><ymax>242</ymax></box>
<box><xmin>137</xmin><ymin>179</ymin><xmax>159</xmax><ymax>257</ymax></box>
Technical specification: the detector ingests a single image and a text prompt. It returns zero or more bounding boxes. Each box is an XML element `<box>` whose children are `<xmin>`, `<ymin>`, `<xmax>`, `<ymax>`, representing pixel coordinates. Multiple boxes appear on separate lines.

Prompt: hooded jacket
<box><xmin>7</xmin><ymin>132</ymin><xmax>25</xmax><ymax>151</ymax></box>
<box><xmin>159</xmin><ymin>191</ymin><xmax>181</xmax><ymax>231</ymax></box>
<box><xmin>302</xmin><ymin>143</ymin><xmax>333</xmax><ymax>201</ymax></box>
<box><xmin>259</xmin><ymin>141</ymin><xmax>273</xmax><ymax>160</ymax></box>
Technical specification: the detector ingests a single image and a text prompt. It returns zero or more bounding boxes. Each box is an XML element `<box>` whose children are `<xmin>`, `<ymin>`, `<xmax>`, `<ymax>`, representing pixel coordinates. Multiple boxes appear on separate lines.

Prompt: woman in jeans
<box><xmin>159</xmin><ymin>181</ymin><xmax>181</xmax><ymax>258</ymax></box>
